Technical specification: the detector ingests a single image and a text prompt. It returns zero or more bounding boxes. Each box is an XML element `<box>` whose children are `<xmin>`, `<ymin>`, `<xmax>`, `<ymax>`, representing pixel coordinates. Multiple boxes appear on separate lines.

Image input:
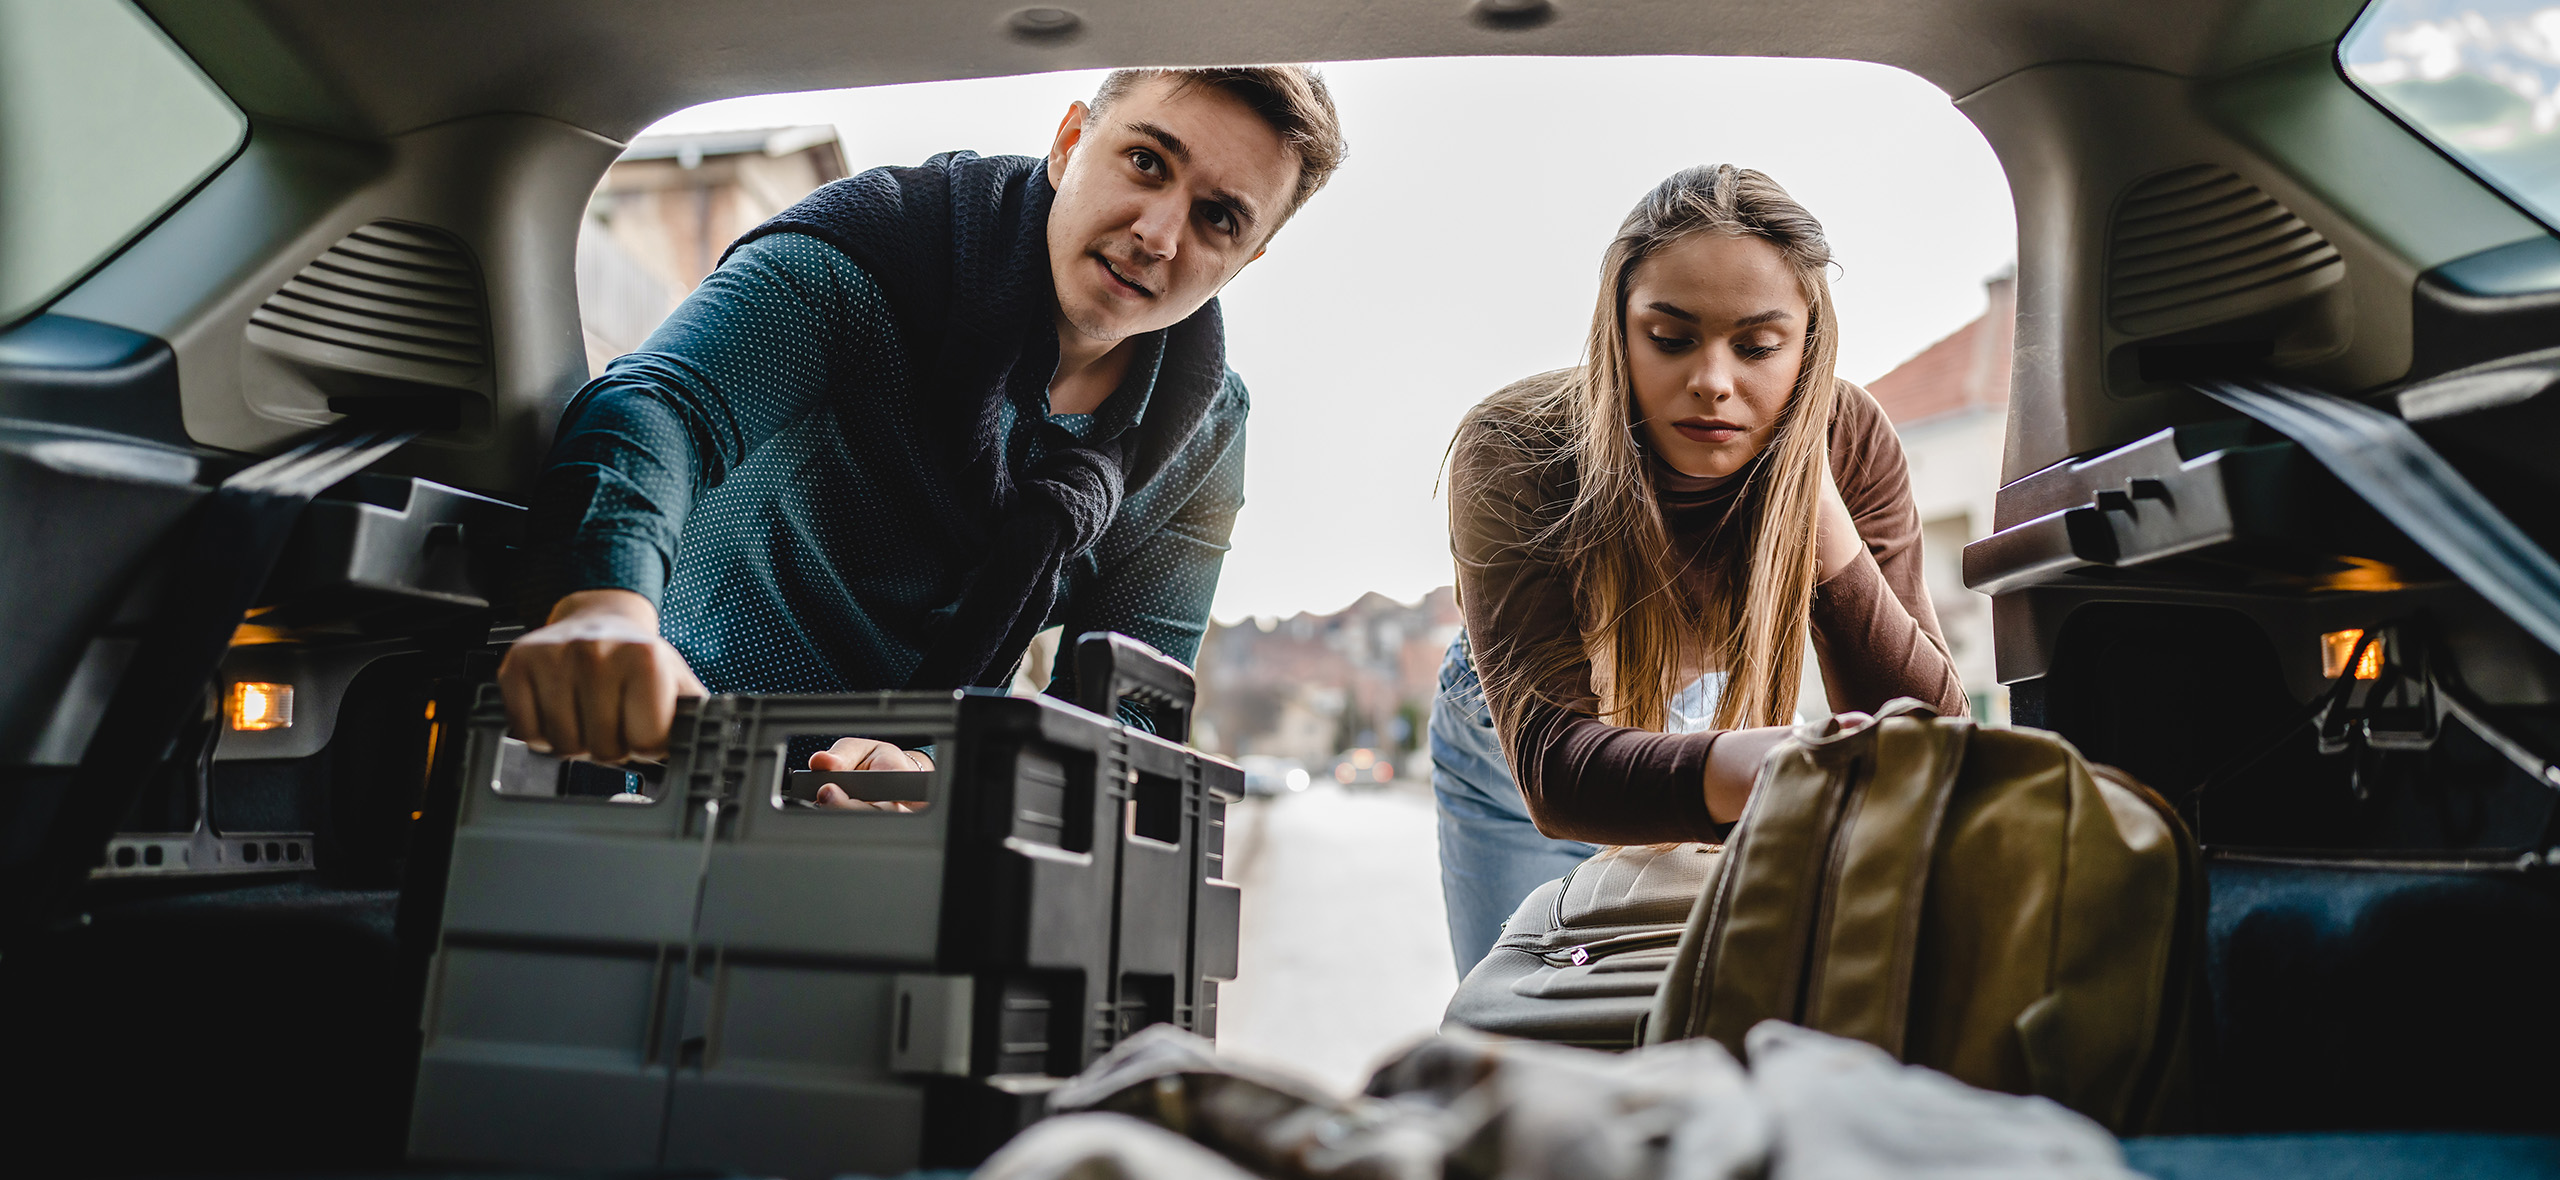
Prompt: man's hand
<box><xmin>810</xmin><ymin>738</ymin><xmax>933</xmax><ymax>811</ymax></box>
<box><xmin>1814</xmin><ymin>457</ymin><xmax>1862</xmax><ymax>581</ymax></box>
<box><xmin>498</xmin><ymin>589</ymin><xmax>705</xmax><ymax>763</ymax></box>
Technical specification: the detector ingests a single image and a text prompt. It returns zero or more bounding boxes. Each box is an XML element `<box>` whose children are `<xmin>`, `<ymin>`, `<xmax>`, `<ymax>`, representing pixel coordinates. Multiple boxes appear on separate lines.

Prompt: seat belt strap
<box><xmin>2189</xmin><ymin>376</ymin><xmax>2560</xmax><ymax>656</ymax></box>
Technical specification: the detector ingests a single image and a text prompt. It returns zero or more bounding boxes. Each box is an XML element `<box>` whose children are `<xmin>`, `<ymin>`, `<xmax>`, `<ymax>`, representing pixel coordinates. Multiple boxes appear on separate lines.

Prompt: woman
<box><xmin>1433</xmin><ymin>164</ymin><xmax>1965</xmax><ymax>974</ymax></box>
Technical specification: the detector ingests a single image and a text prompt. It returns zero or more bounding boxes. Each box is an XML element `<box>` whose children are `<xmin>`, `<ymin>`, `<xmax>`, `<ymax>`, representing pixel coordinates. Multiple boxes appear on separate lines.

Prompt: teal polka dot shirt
<box><xmin>529</xmin><ymin>232</ymin><xmax>1249</xmax><ymax>717</ymax></box>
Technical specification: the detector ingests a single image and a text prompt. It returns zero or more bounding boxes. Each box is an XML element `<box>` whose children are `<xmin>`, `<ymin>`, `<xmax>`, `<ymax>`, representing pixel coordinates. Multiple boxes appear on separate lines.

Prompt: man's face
<box><xmin>1045</xmin><ymin>78</ymin><xmax>1301</xmax><ymax>345</ymax></box>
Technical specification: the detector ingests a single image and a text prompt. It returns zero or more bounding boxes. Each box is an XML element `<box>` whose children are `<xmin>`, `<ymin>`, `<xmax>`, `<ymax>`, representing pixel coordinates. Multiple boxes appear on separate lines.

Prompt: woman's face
<box><xmin>1624</xmin><ymin>232</ymin><xmax>1810</xmax><ymax>482</ymax></box>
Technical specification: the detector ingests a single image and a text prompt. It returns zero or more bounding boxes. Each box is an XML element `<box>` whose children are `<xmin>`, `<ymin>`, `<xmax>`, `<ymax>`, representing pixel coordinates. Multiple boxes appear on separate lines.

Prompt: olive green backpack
<box><xmin>1644</xmin><ymin>700</ymin><xmax>2202</xmax><ymax>1135</ymax></box>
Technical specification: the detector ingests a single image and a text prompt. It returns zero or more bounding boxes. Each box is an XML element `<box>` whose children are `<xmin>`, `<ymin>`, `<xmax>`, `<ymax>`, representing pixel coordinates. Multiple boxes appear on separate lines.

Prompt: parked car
<box><xmin>1330</xmin><ymin>746</ymin><xmax>1395</xmax><ymax>785</ymax></box>
<box><xmin>4</xmin><ymin>0</ymin><xmax>2558</xmax><ymax>1175</ymax></box>
<box><xmin>1237</xmin><ymin>754</ymin><xmax>1312</xmax><ymax>796</ymax></box>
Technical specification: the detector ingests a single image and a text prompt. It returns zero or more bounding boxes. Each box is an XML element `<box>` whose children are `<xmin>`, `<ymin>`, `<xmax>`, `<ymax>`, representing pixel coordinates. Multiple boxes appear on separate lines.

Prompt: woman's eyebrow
<box><xmin>1646</xmin><ymin>301</ymin><xmax>1699</xmax><ymax>324</ymax></box>
<box><xmin>1732</xmin><ymin>309</ymin><xmax>1794</xmax><ymax>327</ymax></box>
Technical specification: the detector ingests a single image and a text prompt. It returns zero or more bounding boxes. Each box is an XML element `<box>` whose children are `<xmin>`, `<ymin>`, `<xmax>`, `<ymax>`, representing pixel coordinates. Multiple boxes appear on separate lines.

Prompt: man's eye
<box><xmin>1130</xmin><ymin>149</ymin><xmax>1162</xmax><ymax>175</ymax></box>
<box><xmin>1649</xmin><ymin>334</ymin><xmax>1694</xmax><ymax>354</ymax></box>
<box><xmin>1201</xmin><ymin>203</ymin><xmax>1236</xmax><ymax>235</ymax></box>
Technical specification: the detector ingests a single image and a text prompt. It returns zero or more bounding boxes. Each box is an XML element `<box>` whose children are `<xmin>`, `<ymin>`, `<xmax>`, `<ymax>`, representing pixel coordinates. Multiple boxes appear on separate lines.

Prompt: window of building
<box><xmin>2340</xmin><ymin>0</ymin><xmax>2560</xmax><ymax>232</ymax></box>
<box><xmin>0</xmin><ymin>0</ymin><xmax>246</xmax><ymax>326</ymax></box>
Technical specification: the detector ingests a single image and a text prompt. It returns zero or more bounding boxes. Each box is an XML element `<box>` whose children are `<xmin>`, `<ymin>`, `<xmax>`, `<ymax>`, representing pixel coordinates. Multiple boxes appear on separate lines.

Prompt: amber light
<box><xmin>228</xmin><ymin>681</ymin><xmax>295</xmax><ymax>731</ymax></box>
<box><xmin>2321</xmin><ymin>630</ymin><xmax>2385</xmax><ymax>681</ymax></box>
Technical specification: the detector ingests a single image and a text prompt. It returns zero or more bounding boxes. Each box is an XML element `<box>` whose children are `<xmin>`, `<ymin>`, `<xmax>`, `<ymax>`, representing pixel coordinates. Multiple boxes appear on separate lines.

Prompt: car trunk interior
<box><xmin>5</xmin><ymin>0</ymin><xmax>2560</xmax><ymax>1169</ymax></box>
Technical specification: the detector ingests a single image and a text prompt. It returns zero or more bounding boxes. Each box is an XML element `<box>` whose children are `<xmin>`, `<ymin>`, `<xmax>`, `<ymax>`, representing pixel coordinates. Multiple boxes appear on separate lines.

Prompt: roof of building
<box><xmin>1865</xmin><ymin>274</ymin><xmax>2015</xmax><ymax>426</ymax></box>
<box><xmin>619</xmin><ymin>125</ymin><xmax>840</xmax><ymax>164</ymax></box>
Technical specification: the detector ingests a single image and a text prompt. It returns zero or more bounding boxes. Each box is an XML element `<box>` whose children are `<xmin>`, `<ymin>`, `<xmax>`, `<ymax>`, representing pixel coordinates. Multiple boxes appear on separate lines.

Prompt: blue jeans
<box><xmin>1431</xmin><ymin>630</ymin><xmax>1600</xmax><ymax>977</ymax></box>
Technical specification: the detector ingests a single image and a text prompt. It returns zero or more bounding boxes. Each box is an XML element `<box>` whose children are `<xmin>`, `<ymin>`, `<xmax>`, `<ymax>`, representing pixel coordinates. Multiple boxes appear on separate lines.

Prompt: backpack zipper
<box><xmin>1790</xmin><ymin>751</ymin><xmax>1866</xmax><ymax>1026</ymax></box>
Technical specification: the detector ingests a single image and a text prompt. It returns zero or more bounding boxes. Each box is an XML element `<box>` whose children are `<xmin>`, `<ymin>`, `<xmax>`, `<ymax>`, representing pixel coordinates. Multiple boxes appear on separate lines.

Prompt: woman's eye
<box><xmin>1737</xmin><ymin>341</ymin><xmax>1782</xmax><ymax>360</ymax></box>
<box><xmin>1648</xmin><ymin>334</ymin><xmax>1694</xmax><ymax>353</ymax></box>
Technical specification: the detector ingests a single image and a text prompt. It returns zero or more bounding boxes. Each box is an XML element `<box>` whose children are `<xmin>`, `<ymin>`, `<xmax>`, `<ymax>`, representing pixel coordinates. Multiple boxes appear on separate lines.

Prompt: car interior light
<box><xmin>229</xmin><ymin>681</ymin><xmax>295</xmax><ymax>731</ymax></box>
<box><xmin>2321</xmin><ymin>629</ymin><xmax>2385</xmax><ymax>681</ymax></box>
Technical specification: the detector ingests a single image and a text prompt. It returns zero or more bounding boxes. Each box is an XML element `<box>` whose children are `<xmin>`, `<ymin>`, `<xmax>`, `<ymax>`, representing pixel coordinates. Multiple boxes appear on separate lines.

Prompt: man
<box><xmin>504</xmin><ymin>67</ymin><xmax>1345</xmax><ymax>794</ymax></box>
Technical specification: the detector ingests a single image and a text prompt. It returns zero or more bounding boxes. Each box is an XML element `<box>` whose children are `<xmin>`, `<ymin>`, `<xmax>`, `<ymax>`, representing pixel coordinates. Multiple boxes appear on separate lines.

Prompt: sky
<box><xmin>641</xmin><ymin>56</ymin><xmax>2018</xmax><ymax>623</ymax></box>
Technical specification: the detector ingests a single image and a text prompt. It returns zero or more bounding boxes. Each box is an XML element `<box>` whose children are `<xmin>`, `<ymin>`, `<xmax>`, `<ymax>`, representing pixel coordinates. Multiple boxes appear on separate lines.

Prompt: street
<box><xmin>1214</xmin><ymin>780</ymin><xmax>1459</xmax><ymax>1095</ymax></box>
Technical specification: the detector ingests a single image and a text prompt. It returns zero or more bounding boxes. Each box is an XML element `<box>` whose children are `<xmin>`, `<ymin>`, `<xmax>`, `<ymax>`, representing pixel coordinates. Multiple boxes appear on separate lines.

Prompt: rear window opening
<box><xmin>576</xmin><ymin>54</ymin><xmax>2020</xmax><ymax>716</ymax></box>
<box><xmin>579</xmin><ymin>55</ymin><xmax>2019</xmax><ymax>1096</ymax></box>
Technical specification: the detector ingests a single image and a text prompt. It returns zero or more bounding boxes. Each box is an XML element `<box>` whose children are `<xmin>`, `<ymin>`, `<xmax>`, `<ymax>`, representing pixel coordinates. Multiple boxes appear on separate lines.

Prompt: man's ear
<box><xmin>1047</xmin><ymin>101</ymin><xmax>1090</xmax><ymax>188</ymax></box>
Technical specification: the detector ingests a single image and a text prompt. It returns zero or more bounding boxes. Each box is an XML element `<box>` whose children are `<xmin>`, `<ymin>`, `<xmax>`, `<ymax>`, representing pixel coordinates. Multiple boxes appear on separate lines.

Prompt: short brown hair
<box><xmin>1088</xmin><ymin>66</ymin><xmax>1347</xmax><ymax>230</ymax></box>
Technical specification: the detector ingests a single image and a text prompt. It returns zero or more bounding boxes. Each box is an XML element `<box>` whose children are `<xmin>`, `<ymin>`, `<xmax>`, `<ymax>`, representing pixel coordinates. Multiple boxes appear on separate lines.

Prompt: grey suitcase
<box><xmin>408</xmin><ymin>632</ymin><xmax>1241</xmax><ymax>1176</ymax></box>
<box><xmin>1442</xmin><ymin>842</ymin><xmax>1721</xmax><ymax>1049</ymax></box>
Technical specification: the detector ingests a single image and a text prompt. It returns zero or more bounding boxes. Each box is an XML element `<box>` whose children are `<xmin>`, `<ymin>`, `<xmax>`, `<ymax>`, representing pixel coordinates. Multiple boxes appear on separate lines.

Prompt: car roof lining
<box><xmin>140</xmin><ymin>0</ymin><xmax>2373</xmax><ymax>144</ymax></box>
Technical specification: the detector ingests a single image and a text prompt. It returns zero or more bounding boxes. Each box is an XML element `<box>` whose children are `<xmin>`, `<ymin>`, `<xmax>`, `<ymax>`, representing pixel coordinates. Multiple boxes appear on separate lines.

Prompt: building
<box><xmin>1864</xmin><ymin>269</ymin><xmax>2015</xmax><ymax>722</ymax></box>
<box><xmin>1191</xmin><ymin>588</ymin><xmax>1464</xmax><ymax>766</ymax></box>
<box><xmin>575</xmin><ymin>126</ymin><xmax>848</xmax><ymax>375</ymax></box>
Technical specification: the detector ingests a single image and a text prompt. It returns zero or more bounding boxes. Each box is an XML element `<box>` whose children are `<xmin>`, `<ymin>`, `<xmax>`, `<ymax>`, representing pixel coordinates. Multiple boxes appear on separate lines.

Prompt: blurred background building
<box><xmin>1190</xmin><ymin>588</ymin><xmax>1461</xmax><ymax>772</ymax></box>
<box><xmin>1866</xmin><ymin>268</ymin><xmax>2015</xmax><ymax>723</ymax></box>
<box><xmin>575</xmin><ymin>126</ymin><xmax>847</xmax><ymax>376</ymax></box>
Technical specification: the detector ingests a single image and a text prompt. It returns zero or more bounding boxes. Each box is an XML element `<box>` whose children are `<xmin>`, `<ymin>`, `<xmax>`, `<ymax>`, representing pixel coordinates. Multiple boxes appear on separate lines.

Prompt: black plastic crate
<box><xmin>408</xmin><ymin>633</ymin><xmax>1240</xmax><ymax>1177</ymax></box>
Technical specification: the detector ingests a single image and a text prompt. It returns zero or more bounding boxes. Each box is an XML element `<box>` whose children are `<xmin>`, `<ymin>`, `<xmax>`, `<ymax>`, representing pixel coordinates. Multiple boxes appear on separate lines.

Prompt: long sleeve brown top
<box><xmin>1448</xmin><ymin>373</ymin><xmax>1965</xmax><ymax>845</ymax></box>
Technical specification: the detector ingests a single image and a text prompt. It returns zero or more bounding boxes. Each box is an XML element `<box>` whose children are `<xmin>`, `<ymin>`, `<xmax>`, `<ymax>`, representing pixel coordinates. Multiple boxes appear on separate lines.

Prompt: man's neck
<box><xmin>1049</xmin><ymin>313</ymin><xmax>1134</xmax><ymax>417</ymax></box>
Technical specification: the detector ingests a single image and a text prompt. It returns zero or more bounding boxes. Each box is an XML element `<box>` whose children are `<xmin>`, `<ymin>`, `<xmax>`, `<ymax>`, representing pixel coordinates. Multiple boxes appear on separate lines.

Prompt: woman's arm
<box><xmin>1809</xmin><ymin>384</ymin><xmax>1967</xmax><ymax>716</ymax></box>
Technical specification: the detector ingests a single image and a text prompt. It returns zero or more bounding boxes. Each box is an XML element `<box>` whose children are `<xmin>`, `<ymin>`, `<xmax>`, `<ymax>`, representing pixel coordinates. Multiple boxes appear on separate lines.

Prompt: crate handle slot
<box><xmin>1074</xmin><ymin>632</ymin><xmax>1195</xmax><ymax>742</ymax></box>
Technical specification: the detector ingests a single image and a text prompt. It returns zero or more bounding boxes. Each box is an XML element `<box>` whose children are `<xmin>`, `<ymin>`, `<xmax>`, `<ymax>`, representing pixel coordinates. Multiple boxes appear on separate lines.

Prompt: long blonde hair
<box><xmin>1467</xmin><ymin>164</ymin><xmax>1842</xmax><ymax>733</ymax></box>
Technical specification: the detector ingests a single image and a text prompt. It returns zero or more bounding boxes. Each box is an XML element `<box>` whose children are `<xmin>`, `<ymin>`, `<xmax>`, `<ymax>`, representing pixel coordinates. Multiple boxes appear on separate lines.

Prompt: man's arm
<box><xmin>504</xmin><ymin>233</ymin><xmax>896</xmax><ymax>761</ymax></box>
<box><xmin>1041</xmin><ymin>383</ymin><xmax>1247</xmax><ymax>731</ymax></box>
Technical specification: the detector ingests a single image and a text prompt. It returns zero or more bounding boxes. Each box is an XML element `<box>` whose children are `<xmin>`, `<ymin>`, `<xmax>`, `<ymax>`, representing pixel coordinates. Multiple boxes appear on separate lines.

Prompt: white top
<box><xmin>1665</xmin><ymin>671</ymin><xmax>1730</xmax><ymax>735</ymax></box>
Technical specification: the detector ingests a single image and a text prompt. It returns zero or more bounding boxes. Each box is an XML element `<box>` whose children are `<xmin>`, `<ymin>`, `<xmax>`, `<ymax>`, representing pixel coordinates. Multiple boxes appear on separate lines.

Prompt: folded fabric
<box><xmin>1007</xmin><ymin>1020</ymin><xmax>2139</xmax><ymax>1180</ymax></box>
<box><xmin>1746</xmin><ymin>1021</ymin><xmax>2140</xmax><ymax>1180</ymax></box>
<box><xmin>979</xmin><ymin>1112</ymin><xmax>1264</xmax><ymax>1180</ymax></box>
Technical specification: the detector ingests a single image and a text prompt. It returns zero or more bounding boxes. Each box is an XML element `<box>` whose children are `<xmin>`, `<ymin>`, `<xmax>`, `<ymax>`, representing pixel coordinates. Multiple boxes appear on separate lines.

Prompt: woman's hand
<box><xmin>1814</xmin><ymin>458</ymin><xmax>1862</xmax><ymax>581</ymax></box>
<box><xmin>809</xmin><ymin>738</ymin><xmax>933</xmax><ymax>811</ymax></box>
<box><xmin>1701</xmin><ymin>712</ymin><xmax>1878</xmax><ymax>824</ymax></box>
<box><xmin>1702</xmin><ymin>724</ymin><xmax>1795</xmax><ymax>824</ymax></box>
